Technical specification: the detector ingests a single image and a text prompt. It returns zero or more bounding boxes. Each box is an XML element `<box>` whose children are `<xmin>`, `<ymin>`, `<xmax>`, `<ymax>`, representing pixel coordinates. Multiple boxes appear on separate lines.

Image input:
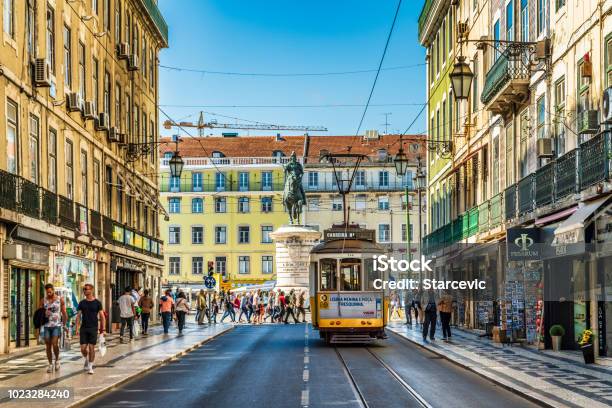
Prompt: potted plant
<box><xmin>578</xmin><ymin>329</ymin><xmax>595</xmax><ymax>364</ymax></box>
<box><xmin>549</xmin><ymin>325</ymin><xmax>565</xmax><ymax>351</ymax></box>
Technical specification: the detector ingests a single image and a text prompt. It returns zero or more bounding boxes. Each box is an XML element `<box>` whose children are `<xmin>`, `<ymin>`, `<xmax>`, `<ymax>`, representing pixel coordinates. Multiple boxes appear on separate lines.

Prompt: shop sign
<box><xmin>507</xmin><ymin>228</ymin><xmax>540</xmax><ymax>260</ymax></box>
<box><xmin>55</xmin><ymin>239</ymin><xmax>96</xmax><ymax>260</ymax></box>
<box><xmin>79</xmin><ymin>206</ymin><xmax>88</xmax><ymax>235</ymax></box>
<box><xmin>144</xmin><ymin>237</ymin><xmax>151</xmax><ymax>253</ymax></box>
<box><xmin>112</xmin><ymin>256</ymin><xmax>145</xmax><ymax>272</ymax></box>
<box><xmin>113</xmin><ymin>225</ymin><xmax>124</xmax><ymax>242</ymax></box>
<box><xmin>3</xmin><ymin>242</ymin><xmax>49</xmax><ymax>265</ymax></box>
<box><xmin>134</xmin><ymin>233</ymin><xmax>143</xmax><ymax>250</ymax></box>
<box><xmin>124</xmin><ymin>229</ymin><xmax>134</xmax><ymax>247</ymax></box>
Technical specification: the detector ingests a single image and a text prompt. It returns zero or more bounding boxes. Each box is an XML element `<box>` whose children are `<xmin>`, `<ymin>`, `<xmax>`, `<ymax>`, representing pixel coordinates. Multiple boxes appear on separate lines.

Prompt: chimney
<box><xmin>275</xmin><ymin>133</ymin><xmax>283</xmax><ymax>142</ymax></box>
<box><xmin>364</xmin><ymin>130</ymin><xmax>379</xmax><ymax>141</ymax></box>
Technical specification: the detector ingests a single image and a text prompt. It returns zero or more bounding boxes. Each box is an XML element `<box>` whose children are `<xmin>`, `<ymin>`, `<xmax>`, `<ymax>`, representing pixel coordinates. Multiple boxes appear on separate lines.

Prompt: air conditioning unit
<box><xmin>537</xmin><ymin>138</ymin><xmax>553</xmax><ymax>157</ymax></box>
<box><xmin>96</xmin><ymin>112</ymin><xmax>110</xmax><ymax>131</ymax></box>
<box><xmin>457</xmin><ymin>22</ymin><xmax>468</xmax><ymax>39</ymax></box>
<box><xmin>117</xmin><ymin>132</ymin><xmax>126</xmax><ymax>145</ymax></box>
<box><xmin>578</xmin><ymin>110</ymin><xmax>599</xmax><ymax>134</ymax></box>
<box><xmin>581</xmin><ymin>60</ymin><xmax>593</xmax><ymax>79</ymax></box>
<box><xmin>82</xmin><ymin>101</ymin><xmax>96</xmax><ymax>120</ymax></box>
<box><xmin>477</xmin><ymin>36</ymin><xmax>490</xmax><ymax>50</ymax></box>
<box><xmin>602</xmin><ymin>87</ymin><xmax>612</xmax><ymax>123</ymax></box>
<box><xmin>117</xmin><ymin>42</ymin><xmax>129</xmax><ymax>60</ymax></box>
<box><xmin>108</xmin><ymin>127</ymin><xmax>120</xmax><ymax>142</ymax></box>
<box><xmin>128</xmin><ymin>54</ymin><xmax>139</xmax><ymax>71</ymax></box>
<box><xmin>66</xmin><ymin>92</ymin><xmax>82</xmax><ymax>112</ymax></box>
<box><xmin>33</xmin><ymin>58</ymin><xmax>52</xmax><ymax>87</ymax></box>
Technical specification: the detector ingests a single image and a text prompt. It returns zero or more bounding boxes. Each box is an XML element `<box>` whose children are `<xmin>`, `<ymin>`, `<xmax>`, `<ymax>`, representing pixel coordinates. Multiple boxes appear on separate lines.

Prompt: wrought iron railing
<box><xmin>478</xmin><ymin>201</ymin><xmax>490</xmax><ymax>233</ymax></box>
<box><xmin>555</xmin><ymin>149</ymin><xmax>578</xmax><ymax>199</ymax></box>
<box><xmin>0</xmin><ymin>170</ymin><xmax>18</xmax><ymax>211</ymax></box>
<box><xmin>40</xmin><ymin>188</ymin><xmax>58</xmax><ymax>225</ymax></box>
<box><xmin>505</xmin><ymin>184</ymin><xmax>517</xmax><ymax>221</ymax></box>
<box><xmin>58</xmin><ymin>195</ymin><xmax>76</xmax><ymax>230</ymax></box>
<box><xmin>468</xmin><ymin>207</ymin><xmax>479</xmax><ymax>236</ymax></box>
<box><xmin>580</xmin><ymin>132</ymin><xmax>611</xmax><ymax>189</ymax></box>
<box><xmin>102</xmin><ymin>215</ymin><xmax>114</xmax><ymax>242</ymax></box>
<box><xmin>90</xmin><ymin>210</ymin><xmax>102</xmax><ymax>239</ymax></box>
<box><xmin>535</xmin><ymin>161</ymin><xmax>554</xmax><ymax>206</ymax></box>
<box><xmin>18</xmin><ymin>178</ymin><xmax>40</xmax><ymax>219</ymax></box>
<box><xmin>490</xmin><ymin>193</ymin><xmax>503</xmax><ymax>227</ymax></box>
<box><xmin>518</xmin><ymin>174</ymin><xmax>534</xmax><ymax>215</ymax></box>
<box><xmin>481</xmin><ymin>48</ymin><xmax>531</xmax><ymax>104</ymax></box>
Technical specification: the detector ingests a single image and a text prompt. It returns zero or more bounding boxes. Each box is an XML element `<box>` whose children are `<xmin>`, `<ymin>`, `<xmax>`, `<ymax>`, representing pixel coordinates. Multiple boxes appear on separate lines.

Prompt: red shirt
<box><xmin>279</xmin><ymin>295</ymin><xmax>286</xmax><ymax>306</ymax></box>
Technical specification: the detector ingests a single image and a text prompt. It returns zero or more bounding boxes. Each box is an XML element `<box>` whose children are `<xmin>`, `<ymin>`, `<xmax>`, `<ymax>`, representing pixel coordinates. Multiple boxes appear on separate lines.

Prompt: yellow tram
<box><xmin>309</xmin><ymin>225</ymin><xmax>389</xmax><ymax>344</ymax></box>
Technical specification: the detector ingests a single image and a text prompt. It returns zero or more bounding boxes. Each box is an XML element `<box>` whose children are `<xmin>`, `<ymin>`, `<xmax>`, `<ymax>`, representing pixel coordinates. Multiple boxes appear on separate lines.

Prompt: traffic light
<box><xmin>207</xmin><ymin>261</ymin><xmax>214</xmax><ymax>276</ymax></box>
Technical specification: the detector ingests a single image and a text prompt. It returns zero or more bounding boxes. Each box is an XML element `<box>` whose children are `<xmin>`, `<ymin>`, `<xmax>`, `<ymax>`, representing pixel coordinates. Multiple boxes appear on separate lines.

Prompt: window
<box><xmin>192</xmin><ymin>226</ymin><xmax>203</xmax><ymax>244</ymax></box>
<box><xmin>378</xmin><ymin>224</ymin><xmax>390</xmax><ymax>242</ymax></box>
<box><xmin>378</xmin><ymin>196</ymin><xmax>389</xmax><ymax>211</ymax></box>
<box><xmin>472</xmin><ymin>56</ymin><xmax>479</xmax><ymax>113</ymax></box>
<box><xmin>169</xmin><ymin>176</ymin><xmax>180</xmax><ymax>192</ymax></box>
<box><xmin>65</xmin><ymin>140</ymin><xmax>74</xmax><ymax>199</ymax></box>
<box><xmin>169</xmin><ymin>197</ymin><xmax>181</xmax><ymax>213</ymax></box>
<box><xmin>238</xmin><ymin>226</ymin><xmax>250</xmax><ymax>244</ymax></box>
<box><xmin>105</xmin><ymin>166</ymin><xmax>112</xmax><ymax>217</ymax></box>
<box><xmin>308</xmin><ymin>197</ymin><xmax>320</xmax><ymax>211</ymax></box>
<box><xmin>80</xmin><ymin>149</ymin><xmax>87</xmax><ymax>205</ymax></box>
<box><xmin>192</xmin><ymin>257</ymin><xmax>203</xmax><ymax>274</ymax></box>
<box><xmin>402</xmin><ymin>224</ymin><xmax>414</xmax><ymax>242</ymax></box>
<box><xmin>92</xmin><ymin>58</ymin><xmax>98</xmax><ymax>113</ymax></box>
<box><xmin>556</xmin><ymin>0</ymin><xmax>566</xmax><ymax>10</ymax></box>
<box><xmin>519</xmin><ymin>110</ymin><xmax>529</xmax><ymax>178</ymax></box>
<box><xmin>192</xmin><ymin>198</ymin><xmax>203</xmax><ymax>213</ymax></box>
<box><xmin>63</xmin><ymin>25</ymin><xmax>71</xmax><ymax>89</ymax></box>
<box><xmin>537</xmin><ymin>96</ymin><xmax>546</xmax><ymax>140</ymax></box>
<box><xmin>125</xmin><ymin>93</ymin><xmax>131</xmax><ymax>139</ymax></box>
<box><xmin>142</xmin><ymin>37</ymin><xmax>147</xmax><ymax>76</ymax></box>
<box><xmin>169</xmin><ymin>226</ymin><xmax>181</xmax><ymax>244</ymax></box>
<box><xmin>134</xmin><ymin>104</ymin><xmax>139</xmax><ymax>143</ymax></box>
<box><xmin>355</xmin><ymin>170</ymin><xmax>366</xmax><ymax>188</ymax></box>
<box><xmin>114</xmin><ymin>0</ymin><xmax>121</xmax><ymax>42</ymax></box>
<box><xmin>521</xmin><ymin>0</ymin><xmax>529</xmax><ymax>42</ymax></box>
<box><xmin>192</xmin><ymin>172</ymin><xmax>203</xmax><ymax>191</ymax></box>
<box><xmin>607</xmin><ymin>37</ymin><xmax>612</xmax><ymax>86</ymax></box>
<box><xmin>116</xmin><ymin>178</ymin><xmax>123</xmax><ymax>222</ymax></box>
<box><xmin>126</xmin><ymin>194</ymin><xmax>132</xmax><ymax>226</ymax></box>
<box><xmin>320</xmin><ymin>258</ymin><xmax>337</xmax><ymax>291</ymax></box>
<box><xmin>29</xmin><ymin>115</ymin><xmax>39</xmax><ymax>184</ymax></box>
<box><xmin>239</xmin><ymin>172</ymin><xmax>249</xmax><ymax>191</ymax></box>
<box><xmin>261</xmin><ymin>196</ymin><xmax>273</xmax><ymax>213</ymax></box>
<box><xmin>239</xmin><ymin>256</ymin><xmax>250</xmax><ymax>274</ymax></box>
<box><xmin>215</xmin><ymin>226</ymin><xmax>227</xmax><ymax>244</ymax></box>
<box><xmin>355</xmin><ymin>195</ymin><xmax>366</xmax><ymax>210</ymax></box>
<box><xmin>261</xmin><ymin>225</ymin><xmax>273</xmax><ymax>243</ymax></box>
<box><xmin>506</xmin><ymin>122</ymin><xmax>514</xmax><ymax>185</ymax></box>
<box><xmin>404</xmin><ymin>170</ymin><xmax>414</xmax><ymax>189</ymax></box>
<box><xmin>441</xmin><ymin>19</ymin><xmax>446</xmax><ymax>64</ymax></box>
<box><xmin>103</xmin><ymin>0</ymin><xmax>110</xmax><ymax>30</ymax></box>
<box><xmin>169</xmin><ymin>257</ymin><xmax>180</xmax><ymax>275</ymax></box>
<box><xmin>506</xmin><ymin>1</ymin><xmax>514</xmax><ymax>41</ymax></box>
<box><xmin>216</xmin><ymin>257</ymin><xmax>227</xmax><ymax>277</ymax></box>
<box><xmin>93</xmin><ymin>160</ymin><xmax>100</xmax><ymax>211</ymax></box>
<box><xmin>3</xmin><ymin>0</ymin><xmax>14</xmax><ymax>38</ymax></box>
<box><xmin>492</xmin><ymin>135</ymin><xmax>500</xmax><ymax>195</ymax></box>
<box><xmin>78</xmin><ymin>42</ymin><xmax>86</xmax><ymax>99</ymax></box>
<box><xmin>238</xmin><ymin>197</ymin><xmax>250</xmax><ymax>213</ymax></box>
<box><xmin>215</xmin><ymin>197</ymin><xmax>226</xmax><ymax>213</ymax></box>
<box><xmin>378</xmin><ymin>171</ymin><xmax>389</xmax><ymax>187</ymax></box>
<box><xmin>332</xmin><ymin>196</ymin><xmax>342</xmax><ymax>211</ymax></box>
<box><xmin>538</xmin><ymin>0</ymin><xmax>545</xmax><ymax>35</ymax></box>
<box><xmin>114</xmin><ymin>82</ymin><xmax>121</xmax><ymax>129</ymax></box>
<box><xmin>149</xmin><ymin>48</ymin><xmax>154</xmax><ymax>87</ymax></box>
<box><xmin>48</xmin><ymin>128</ymin><xmax>57</xmax><ymax>192</ymax></box>
<box><xmin>46</xmin><ymin>6</ymin><xmax>55</xmax><ymax>74</ymax></box>
<box><xmin>340</xmin><ymin>259</ymin><xmax>361</xmax><ymax>291</ymax></box>
<box><xmin>104</xmin><ymin>70</ymin><xmax>111</xmax><ymax>116</ymax></box>
<box><xmin>92</xmin><ymin>0</ymin><xmax>98</xmax><ymax>15</ymax></box>
<box><xmin>215</xmin><ymin>172</ymin><xmax>226</xmax><ymax>191</ymax></box>
<box><xmin>493</xmin><ymin>20</ymin><xmax>500</xmax><ymax>62</ymax></box>
<box><xmin>262</xmin><ymin>256</ymin><xmax>273</xmax><ymax>274</ymax></box>
<box><xmin>308</xmin><ymin>172</ymin><xmax>319</xmax><ymax>188</ymax></box>
<box><xmin>442</xmin><ymin>99</ymin><xmax>447</xmax><ymax>143</ymax></box>
<box><xmin>555</xmin><ymin>78</ymin><xmax>566</xmax><ymax>156</ymax></box>
<box><xmin>262</xmin><ymin>171</ymin><xmax>273</xmax><ymax>190</ymax></box>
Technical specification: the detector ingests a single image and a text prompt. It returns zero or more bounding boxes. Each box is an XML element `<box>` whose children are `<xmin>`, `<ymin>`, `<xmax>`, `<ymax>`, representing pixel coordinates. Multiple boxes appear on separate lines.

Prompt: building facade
<box><xmin>421</xmin><ymin>0</ymin><xmax>612</xmax><ymax>360</ymax></box>
<box><xmin>0</xmin><ymin>0</ymin><xmax>167</xmax><ymax>353</ymax></box>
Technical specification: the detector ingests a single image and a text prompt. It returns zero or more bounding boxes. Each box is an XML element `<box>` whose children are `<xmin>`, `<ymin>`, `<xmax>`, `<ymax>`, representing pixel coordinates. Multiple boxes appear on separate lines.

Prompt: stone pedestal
<box><xmin>270</xmin><ymin>225</ymin><xmax>321</xmax><ymax>297</ymax></box>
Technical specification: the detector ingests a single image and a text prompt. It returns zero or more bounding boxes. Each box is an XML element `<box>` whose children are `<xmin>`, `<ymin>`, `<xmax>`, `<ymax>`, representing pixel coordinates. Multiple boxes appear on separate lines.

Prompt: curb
<box><xmin>387</xmin><ymin>328</ymin><xmax>558</xmax><ymax>408</ymax></box>
<box><xmin>67</xmin><ymin>325</ymin><xmax>235</xmax><ymax>408</ymax></box>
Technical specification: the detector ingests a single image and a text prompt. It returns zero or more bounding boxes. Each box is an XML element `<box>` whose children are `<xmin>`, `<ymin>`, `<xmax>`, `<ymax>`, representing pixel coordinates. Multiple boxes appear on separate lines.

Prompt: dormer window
<box><xmin>212</xmin><ymin>151</ymin><xmax>225</xmax><ymax>158</ymax></box>
<box><xmin>377</xmin><ymin>149</ymin><xmax>388</xmax><ymax>161</ymax></box>
<box><xmin>272</xmin><ymin>150</ymin><xmax>285</xmax><ymax>158</ymax></box>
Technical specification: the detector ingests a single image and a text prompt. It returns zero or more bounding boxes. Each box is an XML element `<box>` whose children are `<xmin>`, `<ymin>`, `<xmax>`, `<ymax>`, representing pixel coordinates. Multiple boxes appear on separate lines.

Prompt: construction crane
<box><xmin>163</xmin><ymin>112</ymin><xmax>327</xmax><ymax>134</ymax></box>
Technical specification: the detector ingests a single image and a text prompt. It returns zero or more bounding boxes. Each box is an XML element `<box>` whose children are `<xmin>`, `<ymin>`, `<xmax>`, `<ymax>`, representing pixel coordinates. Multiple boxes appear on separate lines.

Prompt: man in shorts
<box><xmin>75</xmin><ymin>284</ymin><xmax>106</xmax><ymax>375</ymax></box>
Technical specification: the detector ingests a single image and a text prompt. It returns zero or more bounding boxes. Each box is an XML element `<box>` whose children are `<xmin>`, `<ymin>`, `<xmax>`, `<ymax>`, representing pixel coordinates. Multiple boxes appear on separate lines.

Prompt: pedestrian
<box><xmin>197</xmin><ymin>289</ymin><xmax>207</xmax><ymax>325</ymax></box>
<box><xmin>39</xmin><ymin>284</ymin><xmax>68</xmax><ymax>373</ymax></box>
<box><xmin>238</xmin><ymin>293</ymin><xmax>250</xmax><ymax>323</ymax></box>
<box><xmin>413</xmin><ymin>289</ymin><xmax>423</xmax><ymax>327</ymax></box>
<box><xmin>137</xmin><ymin>289</ymin><xmax>154</xmax><ymax>335</ymax></box>
<box><xmin>118</xmin><ymin>286</ymin><xmax>135</xmax><ymax>343</ymax></box>
<box><xmin>252</xmin><ymin>290</ymin><xmax>260</xmax><ymax>324</ymax></box>
<box><xmin>277</xmin><ymin>290</ymin><xmax>286</xmax><ymax>323</ymax></box>
<box><xmin>159</xmin><ymin>290</ymin><xmax>175</xmax><ymax>334</ymax></box>
<box><xmin>296</xmin><ymin>290</ymin><xmax>306</xmax><ymax>323</ymax></box>
<box><xmin>175</xmin><ymin>292</ymin><xmax>190</xmax><ymax>335</ymax></box>
<box><xmin>405</xmin><ymin>289</ymin><xmax>414</xmax><ymax>325</ymax></box>
<box><xmin>211</xmin><ymin>293</ymin><xmax>219</xmax><ymax>323</ymax></box>
<box><xmin>75</xmin><ymin>283</ymin><xmax>106</xmax><ymax>375</ymax></box>
<box><xmin>389</xmin><ymin>291</ymin><xmax>401</xmax><ymax>320</ymax></box>
<box><xmin>438</xmin><ymin>291</ymin><xmax>453</xmax><ymax>341</ymax></box>
<box><xmin>220</xmin><ymin>292</ymin><xmax>235</xmax><ymax>322</ymax></box>
<box><xmin>284</xmin><ymin>290</ymin><xmax>299</xmax><ymax>324</ymax></box>
<box><xmin>422</xmin><ymin>289</ymin><xmax>437</xmax><ymax>342</ymax></box>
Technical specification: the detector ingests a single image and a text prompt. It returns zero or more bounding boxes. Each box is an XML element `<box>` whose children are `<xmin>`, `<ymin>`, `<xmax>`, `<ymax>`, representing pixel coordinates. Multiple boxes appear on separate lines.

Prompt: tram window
<box><xmin>319</xmin><ymin>258</ymin><xmax>337</xmax><ymax>291</ymax></box>
<box><xmin>340</xmin><ymin>259</ymin><xmax>361</xmax><ymax>291</ymax></box>
<box><xmin>364</xmin><ymin>258</ymin><xmax>380</xmax><ymax>291</ymax></box>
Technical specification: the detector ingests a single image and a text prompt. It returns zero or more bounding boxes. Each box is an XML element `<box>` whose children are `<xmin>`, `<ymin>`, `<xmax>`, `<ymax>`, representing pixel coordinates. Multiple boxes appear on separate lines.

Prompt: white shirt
<box><xmin>118</xmin><ymin>294</ymin><xmax>135</xmax><ymax>318</ymax></box>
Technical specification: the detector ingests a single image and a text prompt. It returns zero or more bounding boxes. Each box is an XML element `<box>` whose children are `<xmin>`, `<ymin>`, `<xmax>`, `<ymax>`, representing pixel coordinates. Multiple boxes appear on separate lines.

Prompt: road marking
<box><xmin>304</xmin><ymin>346</ymin><xmax>309</xmax><ymax>353</ymax></box>
<box><xmin>301</xmin><ymin>389</ymin><xmax>309</xmax><ymax>407</ymax></box>
<box><xmin>303</xmin><ymin>369</ymin><xmax>309</xmax><ymax>381</ymax></box>
<box><xmin>304</xmin><ymin>356</ymin><xmax>309</xmax><ymax>364</ymax></box>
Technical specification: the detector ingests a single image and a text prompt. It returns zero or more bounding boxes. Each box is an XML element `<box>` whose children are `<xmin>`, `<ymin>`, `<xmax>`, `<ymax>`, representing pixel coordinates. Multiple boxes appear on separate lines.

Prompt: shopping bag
<box><xmin>99</xmin><ymin>334</ymin><xmax>107</xmax><ymax>357</ymax></box>
<box><xmin>133</xmin><ymin>320</ymin><xmax>141</xmax><ymax>337</ymax></box>
<box><xmin>61</xmin><ymin>330</ymin><xmax>71</xmax><ymax>352</ymax></box>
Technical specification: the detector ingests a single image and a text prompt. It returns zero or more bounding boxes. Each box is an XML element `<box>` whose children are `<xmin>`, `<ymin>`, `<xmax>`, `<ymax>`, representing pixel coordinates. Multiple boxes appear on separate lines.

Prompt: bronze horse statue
<box><xmin>282</xmin><ymin>172</ymin><xmax>304</xmax><ymax>225</ymax></box>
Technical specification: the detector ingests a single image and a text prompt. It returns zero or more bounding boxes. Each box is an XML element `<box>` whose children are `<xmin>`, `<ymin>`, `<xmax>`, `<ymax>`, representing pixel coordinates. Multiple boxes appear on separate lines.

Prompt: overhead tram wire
<box><xmin>353</xmin><ymin>0</ymin><xmax>403</xmax><ymax>144</ymax></box>
<box><xmin>160</xmin><ymin>103</ymin><xmax>426</xmax><ymax>109</ymax></box>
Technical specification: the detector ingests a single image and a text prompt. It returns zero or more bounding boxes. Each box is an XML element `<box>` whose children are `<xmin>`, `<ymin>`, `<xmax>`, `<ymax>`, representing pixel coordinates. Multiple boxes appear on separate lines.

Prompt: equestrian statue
<box><xmin>282</xmin><ymin>151</ymin><xmax>307</xmax><ymax>225</ymax></box>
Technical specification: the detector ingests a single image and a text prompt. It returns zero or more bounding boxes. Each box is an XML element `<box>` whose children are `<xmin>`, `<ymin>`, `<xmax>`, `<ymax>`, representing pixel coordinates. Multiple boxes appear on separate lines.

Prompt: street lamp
<box><xmin>168</xmin><ymin>151</ymin><xmax>184</xmax><ymax>178</ymax></box>
<box><xmin>413</xmin><ymin>158</ymin><xmax>425</xmax><ymax>282</ymax></box>
<box><xmin>393</xmin><ymin>146</ymin><xmax>409</xmax><ymax>177</ymax></box>
<box><xmin>393</xmin><ymin>146</ymin><xmax>412</xmax><ymax>283</ymax></box>
<box><xmin>449</xmin><ymin>56</ymin><xmax>474</xmax><ymax>100</ymax></box>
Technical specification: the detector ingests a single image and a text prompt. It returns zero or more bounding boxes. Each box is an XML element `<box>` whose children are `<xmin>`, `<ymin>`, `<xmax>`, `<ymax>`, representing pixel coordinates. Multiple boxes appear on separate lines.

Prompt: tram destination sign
<box><xmin>324</xmin><ymin>228</ymin><xmax>375</xmax><ymax>242</ymax></box>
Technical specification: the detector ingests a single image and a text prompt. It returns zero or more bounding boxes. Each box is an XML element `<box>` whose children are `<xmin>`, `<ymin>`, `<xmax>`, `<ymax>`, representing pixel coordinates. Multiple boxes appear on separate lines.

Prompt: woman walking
<box><xmin>137</xmin><ymin>289</ymin><xmax>154</xmax><ymax>335</ymax></box>
<box><xmin>175</xmin><ymin>292</ymin><xmax>190</xmax><ymax>335</ymax></box>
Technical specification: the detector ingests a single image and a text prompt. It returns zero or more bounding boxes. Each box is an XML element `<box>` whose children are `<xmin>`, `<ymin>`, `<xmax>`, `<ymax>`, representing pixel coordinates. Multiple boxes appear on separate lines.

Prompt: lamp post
<box><xmin>414</xmin><ymin>158</ymin><xmax>426</xmax><ymax>281</ymax></box>
<box><xmin>393</xmin><ymin>145</ymin><xmax>411</xmax><ymax>269</ymax></box>
<box><xmin>449</xmin><ymin>55</ymin><xmax>474</xmax><ymax>101</ymax></box>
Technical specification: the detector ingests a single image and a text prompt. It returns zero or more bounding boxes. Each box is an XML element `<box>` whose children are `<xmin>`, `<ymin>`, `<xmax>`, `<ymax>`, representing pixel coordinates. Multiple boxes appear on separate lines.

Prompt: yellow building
<box><xmin>0</xmin><ymin>0</ymin><xmax>167</xmax><ymax>353</ymax></box>
<box><xmin>159</xmin><ymin>135</ymin><xmax>305</xmax><ymax>290</ymax></box>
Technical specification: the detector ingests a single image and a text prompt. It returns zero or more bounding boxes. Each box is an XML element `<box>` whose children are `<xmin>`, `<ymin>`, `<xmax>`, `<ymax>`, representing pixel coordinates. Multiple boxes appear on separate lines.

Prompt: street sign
<box><xmin>204</xmin><ymin>275</ymin><xmax>216</xmax><ymax>289</ymax></box>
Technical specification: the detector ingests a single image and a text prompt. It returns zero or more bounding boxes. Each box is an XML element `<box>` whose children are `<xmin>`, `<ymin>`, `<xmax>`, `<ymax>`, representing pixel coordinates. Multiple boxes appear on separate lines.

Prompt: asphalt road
<box><xmin>84</xmin><ymin>324</ymin><xmax>540</xmax><ymax>408</ymax></box>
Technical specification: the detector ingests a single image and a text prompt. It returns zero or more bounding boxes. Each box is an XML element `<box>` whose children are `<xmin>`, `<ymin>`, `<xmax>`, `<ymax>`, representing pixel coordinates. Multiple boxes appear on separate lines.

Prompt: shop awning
<box><xmin>231</xmin><ymin>281</ymin><xmax>277</xmax><ymax>293</ymax></box>
<box><xmin>535</xmin><ymin>205</ymin><xmax>578</xmax><ymax>227</ymax></box>
<box><xmin>553</xmin><ymin>196</ymin><xmax>612</xmax><ymax>245</ymax></box>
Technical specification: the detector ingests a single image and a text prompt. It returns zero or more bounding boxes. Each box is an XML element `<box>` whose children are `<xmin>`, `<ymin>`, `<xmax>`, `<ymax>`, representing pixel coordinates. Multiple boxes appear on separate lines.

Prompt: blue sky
<box><xmin>157</xmin><ymin>0</ymin><xmax>426</xmax><ymax>137</ymax></box>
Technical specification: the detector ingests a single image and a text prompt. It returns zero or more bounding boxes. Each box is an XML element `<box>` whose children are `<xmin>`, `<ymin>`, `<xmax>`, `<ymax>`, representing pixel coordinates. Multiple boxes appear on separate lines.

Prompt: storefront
<box><xmin>110</xmin><ymin>255</ymin><xmax>145</xmax><ymax>325</ymax></box>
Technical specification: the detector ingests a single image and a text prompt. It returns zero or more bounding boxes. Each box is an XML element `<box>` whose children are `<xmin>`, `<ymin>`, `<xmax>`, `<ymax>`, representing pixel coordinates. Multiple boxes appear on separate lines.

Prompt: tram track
<box><xmin>334</xmin><ymin>345</ymin><xmax>432</xmax><ymax>408</ymax></box>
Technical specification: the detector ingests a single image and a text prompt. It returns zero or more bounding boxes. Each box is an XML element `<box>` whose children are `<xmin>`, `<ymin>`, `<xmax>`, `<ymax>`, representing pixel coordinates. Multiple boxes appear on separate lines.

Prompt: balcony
<box><xmin>481</xmin><ymin>49</ymin><xmax>531</xmax><ymax>115</ymax></box>
<box><xmin>580</xmin><ymin>132</ymin><xmax>611</xmax><ymax>189</ymax></box>
<box><xmin>103</xmin><ymin>215</ymin><xmax>114</xmax><ymax>242</ymax></box>
<box><xmin>555</xmin><ymin>149</ymin><xmax>578</xmax><ymax>199</ymax></box>
<box><xmin>518</xmin><ymin>174</ymin><xmax>534</xmax><ymax>216</ymax></box>
<box><xmin>0</xmin><ymin>170</ymin><xmax>18</xmax><ymax>211</ymax></box>
<box><xmin>91</xmin><ymin>210</ymin><xmax>102</xmax><ymax>239</ymax></box>
<box><xmin>161</xmin><ymin>156</ymin><xmax>302</xmax><ymax>168</ymax></box>
<box><xmin>505</xmin><ymin>184</ymin><xmax>517</xmax><ymax>221</ymax></box>
<box><xmin>535</xmin><ymin>162</ymin><xmax>554</xmax><ymax>206</ymax></box>
<box><xmin>141</xmin><ymin>0</ymin><xmax>168</xmax><ymax>46</ymax></box>
<box><xmin>41</xmin><ymin>189</ymin><xmax>58</xmax><ymax>225</ymax></box>
<box><xmin>478</xmin><ymin>201</ymin><xmax>490</xmax><ymax>233</ymax></box>
<box><xmin>18</xmin><ymin>178</ymin><xmax>40</xmax><ymax>219</ymax></box>
<box><xmin>59</xmin><ymin>195</ymin><xmax>76</xmax><ymax>230</ymax></box>
<box><xmin>490</xmin><ymin>193</ymin><xmax>503</xmax><ymax>228</ymax></box>
<box><xmin>305</xmin><ymin>179</ymin><xmax>408</xmax><ymax>193</ymax></box>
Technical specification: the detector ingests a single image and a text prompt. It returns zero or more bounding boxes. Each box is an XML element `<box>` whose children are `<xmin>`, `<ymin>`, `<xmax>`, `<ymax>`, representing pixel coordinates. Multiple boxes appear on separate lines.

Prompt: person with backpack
<box><xmin>159</xmin><ymin>290</ymin><xmax>175</xmax><ymax>334</ymax></box>
<box><xmin>175</xmin><ymin>291</ymin><xmax>190</xmax><ymax>335</ymax></box>
<box><xmin>38</xmin><ymin>284</ymin><xmax>68</xmax><ymax>373</ymax></box>
<box><xmin>137</xmin><ymin>289</ymin><xmax>154</xmax><ymax>335</ymax></box>
<box><xmin>422</xmin><ymin>289</ymin><xmax>438</xmax><ymax>342</ymax></box>
<box><xmin>296</xmin><ymin>290</ymin><xmax>306</xmax><ymax>323</ymax></box>
<box><xmin>220</xmin><ymin>292</ymin><xmax>235</xmax><ymax>322</ymax></box>
<box><xmin>284</xmin><ymin>290</ymin><xmax>299</xmax><ymax>324</ymax></box>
